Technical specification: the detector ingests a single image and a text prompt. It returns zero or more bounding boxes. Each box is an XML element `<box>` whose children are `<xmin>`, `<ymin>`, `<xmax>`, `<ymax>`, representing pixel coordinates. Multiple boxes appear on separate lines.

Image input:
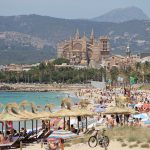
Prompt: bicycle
<box><xmin>88</xmin><ymin>129</ymin><xmax>109</xmax><ymax>150</ymax></box>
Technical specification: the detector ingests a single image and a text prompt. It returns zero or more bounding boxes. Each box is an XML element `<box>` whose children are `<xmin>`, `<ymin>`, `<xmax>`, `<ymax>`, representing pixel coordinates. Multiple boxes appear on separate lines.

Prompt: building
<box><xmin>4</xmin><ymin>64</ymin><xmax>39</xmax><ymax>72</ymax></box>
<box><xmin>57</xmin><ymin>29</ymin><xmax>110</xmax><ymax>67</ymax></box>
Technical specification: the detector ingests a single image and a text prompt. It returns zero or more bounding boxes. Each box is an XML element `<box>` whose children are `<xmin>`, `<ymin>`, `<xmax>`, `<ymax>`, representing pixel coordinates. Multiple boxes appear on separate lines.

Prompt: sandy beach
<box><xmin>0</xmin><ymin>83</ymin><xmax>91</xmax><ymax>92</ymax></box>
<box><xmin>15</xmin><ymin>140</ymin><xmax>147</xmax><ymax>150</ymax></box>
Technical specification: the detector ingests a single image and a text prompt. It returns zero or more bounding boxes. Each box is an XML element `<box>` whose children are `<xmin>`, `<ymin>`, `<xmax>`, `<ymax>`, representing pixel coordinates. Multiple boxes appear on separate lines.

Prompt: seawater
<box><xmin>0</xmin><ymin>91</ymin><xmax>79</xmax><ymax>131</ymax></box>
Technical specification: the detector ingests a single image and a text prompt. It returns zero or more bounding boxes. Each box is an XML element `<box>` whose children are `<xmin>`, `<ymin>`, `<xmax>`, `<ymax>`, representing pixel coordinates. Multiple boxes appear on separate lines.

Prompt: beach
<box><xmin>0</xmin><ymin>83</ymin><xmax>91</xmax><ymax>92</ymax></box>
<box><xmin>15</xmin><ymin>140</ymin><xmax>147</xmax><ymax>150</ymax></box>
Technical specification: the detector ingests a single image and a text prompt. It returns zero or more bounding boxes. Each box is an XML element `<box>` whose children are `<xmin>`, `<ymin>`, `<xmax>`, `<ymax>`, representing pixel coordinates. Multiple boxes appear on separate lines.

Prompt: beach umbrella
<box><xmin>79</xmin><ymin>99</ymin><xmax>91</xmax><ymax>109</ymax></box>
<box><xmin>53</xmin><ymin>109</ymin><xmax>77</xmax><ymax>117</ymax></box>
<box><xmin>48</xmin><ymin>130</ymin><xmax>78</xmax><ymax>139</ymax></box>
<box><xmin>72</xmin><ymin>108</ymin><xmax>97</xmax><ymax>130</ymax></box>
<box><xmin>48</xmin><ymin>130</ymin><xmax>78</xmax><ymax>150</ymax></box>
<box><xmin>104</xmin><ymin>107</ymin><xmax>137</xmax><ymax>114</ymax></box>
<box><xmin>45</xmin><ymin>104</ymin><xmax>55</xmax><ymax>112</ymax></box>
<box><xmin>72</xmin><ymin>108</ymin><xmax>96</xmax><ymax>116</ymax></box>
<box><xmin>19</xmin><ymin>100</ymin><xmax>30</xmax><ymax>111</ymax></box>
<box><xmin>53</xmin><ymin>109</ymin><xmax>76</xmax><ymax>130</ymax></box>
<box><xmin>61</xmin><ymin>98</ymin><xmax>72</xmax><ymax>110</ymax></box>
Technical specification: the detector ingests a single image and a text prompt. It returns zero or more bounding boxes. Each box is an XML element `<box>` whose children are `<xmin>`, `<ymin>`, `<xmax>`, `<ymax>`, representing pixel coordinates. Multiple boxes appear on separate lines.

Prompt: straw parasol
<box><xmin>75</xmin><ymin>108</ymin><xmax>96</xmax><ymax>116</ymax></box>
<box><xmin>0</xmin><ymin>103</ymin><xmax>28</xmax><ymax>121</ymax></box>
<box><xmin>44</xmin><ymin>104</ymin><xmax>55</xmax><ymax>113</ymax></box>
<box><xmin>53</xmin><ymin>109</ymin><xmax>77</xmax><ymax>117</ymax></box>
<box><xmin>104</xmin><ymin>106</ymin><xmax>138</xmax><ymax>114</ymax></box>
<box><xmin>0</xmin><ymin>112</ymin><xmax>26</xmax><ymax>121</ymax></box>
<box><xmin>61</xmin><ymin>98</ymin><xmax>72</xmax><ymax>110</ymax></box>
<box><xmin>79</xmin><ymin>99</ymin><xmax>91</xmax><ymax>109</ymax></box>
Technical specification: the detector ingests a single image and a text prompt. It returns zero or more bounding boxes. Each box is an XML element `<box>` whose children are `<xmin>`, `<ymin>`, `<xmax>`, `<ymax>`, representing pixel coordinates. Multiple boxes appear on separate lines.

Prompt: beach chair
<box><xmin>27</xmin><ymin>129</ymin><xmax>45</xmax><ymax>142</ymax></box>
<box><xmin>0</xmin><ymin>136</ymin><xmax>21</xmax><ymax>149</ymax></box>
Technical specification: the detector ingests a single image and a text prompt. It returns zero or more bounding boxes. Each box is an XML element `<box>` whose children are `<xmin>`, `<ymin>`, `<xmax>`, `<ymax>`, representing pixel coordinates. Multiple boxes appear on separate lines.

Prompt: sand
<box><xmin>15</xmin><ymin>140</ymin><xmax>147</xmax><ymax>150</ymax></box>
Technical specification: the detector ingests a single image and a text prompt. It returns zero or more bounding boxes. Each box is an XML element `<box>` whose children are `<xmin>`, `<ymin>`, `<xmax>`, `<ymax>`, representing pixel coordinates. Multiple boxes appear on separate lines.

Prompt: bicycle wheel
<box><xmin>88</xmin><ymin>136</ymin><xmax>98</xmax><ymax>148</ymax></box>
<box><xmin>102</xmin><ymin>136</ymin><xmax>109</xmax><ymax>150</ymax></box>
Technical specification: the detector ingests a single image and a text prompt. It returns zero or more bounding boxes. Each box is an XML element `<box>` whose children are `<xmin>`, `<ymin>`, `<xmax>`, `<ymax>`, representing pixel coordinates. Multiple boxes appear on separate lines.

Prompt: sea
<box><xmin>0</xmin><ymin>91</ymin><xmax>79</xmax><ymax>131</ymax></box>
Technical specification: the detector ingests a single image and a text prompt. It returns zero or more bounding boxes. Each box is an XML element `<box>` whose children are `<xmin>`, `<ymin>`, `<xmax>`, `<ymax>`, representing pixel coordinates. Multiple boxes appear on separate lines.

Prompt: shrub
<box><xmin>121</xmin><ymin>143</ymin><xmax>127</xmax><ymax>147</ymax></box>
<box><xmin>141</xmin><ymin>143</ymin><xmax>149</xmax><ymax>148</ymax></box>
<box><xmin>127</xmin><ymin>136</ymin><xmax>137</xmax><ymax>142</ymax></box>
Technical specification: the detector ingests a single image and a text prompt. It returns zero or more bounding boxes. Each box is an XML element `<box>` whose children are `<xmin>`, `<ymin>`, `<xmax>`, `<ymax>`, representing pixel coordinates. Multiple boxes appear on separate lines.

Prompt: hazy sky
<box><xmin>0</xmin><ymin>0</ymin><xmax>149</xmax><ymax>19</ymax></box>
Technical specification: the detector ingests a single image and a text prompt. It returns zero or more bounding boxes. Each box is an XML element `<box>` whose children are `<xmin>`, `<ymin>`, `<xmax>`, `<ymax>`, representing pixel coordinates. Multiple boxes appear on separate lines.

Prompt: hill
<box><xmin>92</xmin><ymin>7</ymin><xmax>149</xmax><ymax>23</ymax></box>
<box><xmin>0</xmin><ymin>14</ymin><xmax>150</xmax><ymax>64</ymax></box>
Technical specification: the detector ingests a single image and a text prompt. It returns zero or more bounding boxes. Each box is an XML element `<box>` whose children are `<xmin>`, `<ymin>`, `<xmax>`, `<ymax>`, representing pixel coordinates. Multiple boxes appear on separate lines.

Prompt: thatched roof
<box><xmin>104</xmin><ymin>107</ymin><xmax>138</xmax><ymax>114</ymax></box>
<box><xmin>0</xmin><ymin>111</ymin><xmax>28</xmax><ymax>121</ymax></box>
<box><xmin>53</xmin><ymin>109</ymin><xmax>77</xmax><ymax>117</ymax></box>
<box><xmin>72</xmin><ymin>108</ymin><xmax>96</xmax><ymax>116</ymax></box>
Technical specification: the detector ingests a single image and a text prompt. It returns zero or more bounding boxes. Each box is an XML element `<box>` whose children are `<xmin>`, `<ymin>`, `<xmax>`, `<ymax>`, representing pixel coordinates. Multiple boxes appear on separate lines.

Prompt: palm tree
<box><xmin>39</xmin><ymin>62</ymin><xmax>47</xmax><ymax>83</ymax></box>
<box><xmin>110</xmin><ymin>66</ymin><xmax>119</xmax><ymax>83</ymax></box>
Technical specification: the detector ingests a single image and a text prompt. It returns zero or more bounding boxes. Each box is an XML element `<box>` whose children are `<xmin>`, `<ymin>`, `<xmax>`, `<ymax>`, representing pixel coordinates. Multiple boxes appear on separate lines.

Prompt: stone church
<box><xmin>57</xmin><ymin>30</ymin><xmax>110</xmax><ymax>67</ymax></box>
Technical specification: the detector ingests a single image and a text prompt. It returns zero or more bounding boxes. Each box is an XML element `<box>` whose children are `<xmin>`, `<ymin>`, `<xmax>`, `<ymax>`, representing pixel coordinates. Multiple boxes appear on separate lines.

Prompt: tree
<box><xmin>110</xmin><ymin>66</ymin><xmax>119</xmax><ymax>83</ymax></box>
<box><xmin>53</xmin><ymin>58</ymin><xmax>70</xmax><ymax>65</ymax></box>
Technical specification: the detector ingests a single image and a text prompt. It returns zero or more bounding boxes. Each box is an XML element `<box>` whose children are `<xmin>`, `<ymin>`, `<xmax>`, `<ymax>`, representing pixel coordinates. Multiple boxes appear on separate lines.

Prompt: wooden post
<box><xmin>18</xmin><ymin>121</ymin><xmax>20</xmax><ymax>134</ymax></box>
<box><xmin>20</xmin><ymin>141</ymin><xmax>22</xmax><ymax>150</ymax></box>
<box><xmin>41</xmin><ymin>139</ymin><xmax>43</xmax><ymax>148</ymax></box>
<box><xmin>32</xmin><ymin>120</ymin><xmax>34</xmax><ymax>135</ymax></box>
<box><xmin>86</xmin><ymin>117</ymin><xmax>88</xmax><ymax>130</ymax></box>
<box><xmin>77</xmin><ymin>117</ymin><xmax>79</xmax><ymax>130</ymax></box>
<box><xmin>68</xmin><ymin>117</ymin><xmax>70</xmax><ymax>131</ymax></box>
<box><xmin>81</xmin><ymin>117</ymin><xmax>84</xmax><ymax>132</ymax></box>
<box><xmin>49</xmin><ymin>120</ymin><xmax>50</xmax><ymax>130</ymax></box>
<box><xmin>63</xmin><ymin>117</ymin><xmax>65</xmax><ymax>130</ymax></box>
<box><xmin>5</xmin><ymin>121</ymin><xmax>7</xmax><ymax>136</ymax></box>
<box><xmin>36</xmin><ymin>120</ymin><xmax>38</xmax><ymax>139</ymax></box>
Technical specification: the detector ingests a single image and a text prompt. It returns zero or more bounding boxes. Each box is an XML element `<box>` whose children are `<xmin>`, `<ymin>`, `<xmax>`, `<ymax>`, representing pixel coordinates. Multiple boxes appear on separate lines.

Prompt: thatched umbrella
<box><xmin>72</xmin><ymin>108</ymin><xmax>97</xmax><ymax>129</ymax></box>
<box><xmin>104</xmin><ymin>106</ymin><xmax>137</xmax><ymax>114</ymax></box>
<box><xmin>0</xmin><ymin>103</ymin><xmax>28</xmax><ymax>135</ymax></box>
<box><xmin>53</xmin><ymin>109</ymin><xmax>77</xmax><ymax>130</ymax></box>
<box><xmin>79</xmin><ymin>99</ymin><xmax>91</xmax><ymax>109</ymax></box>
<box><xmin>19</xmin><ymin>100</ymin><xmax>30</xmax><ymax>111</ymax></box>
<box><xmin>44</xmin><ymin>104</ymin><xmax>55</xmax><ymax>113</ymax></box>
<box><xmin>61</xmin><ymin>98</ymin><xmax>72</xmax><ymax>110</ymax></box>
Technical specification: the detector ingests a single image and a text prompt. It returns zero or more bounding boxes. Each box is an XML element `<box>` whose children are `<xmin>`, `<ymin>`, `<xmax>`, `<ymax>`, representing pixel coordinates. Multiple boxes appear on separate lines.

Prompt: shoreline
<box><xmin>0</xmin><ymin>83</ymin><xmax>92</xmax><ymax>92</ymax></box>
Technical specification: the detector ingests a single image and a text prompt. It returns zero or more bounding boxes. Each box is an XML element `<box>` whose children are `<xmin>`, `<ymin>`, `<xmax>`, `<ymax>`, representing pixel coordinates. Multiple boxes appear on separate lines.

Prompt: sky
<box><xmin>0</xmin><ymin>0</ymin><xmax>150</xmax><ymax>19</ymax></box>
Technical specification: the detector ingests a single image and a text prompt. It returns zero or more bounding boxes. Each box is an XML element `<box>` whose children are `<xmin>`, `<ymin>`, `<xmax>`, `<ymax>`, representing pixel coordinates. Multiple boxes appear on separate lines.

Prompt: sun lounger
<box><xmin>0</xmin><ymin>136</ymin><xmax>20</xmax><ymax>149</ymax></box>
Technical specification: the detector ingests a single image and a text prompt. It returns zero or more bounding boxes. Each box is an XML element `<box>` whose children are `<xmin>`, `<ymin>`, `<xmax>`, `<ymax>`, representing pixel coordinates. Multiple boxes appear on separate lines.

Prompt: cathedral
<box><xmin>57</xmin><ymin>30</ymin><xmax>110</xmax><ymax>67</ymax></box>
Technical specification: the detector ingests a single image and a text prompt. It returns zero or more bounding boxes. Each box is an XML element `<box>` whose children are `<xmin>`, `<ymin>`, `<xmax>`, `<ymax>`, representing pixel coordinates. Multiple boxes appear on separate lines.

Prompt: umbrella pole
<box><xmin>82</xmin><ymin>117</ymin><xmax>84</xmax><ymax>132</ymax></box>
<box><xmin>77</xmin><ymin>117</ymin><xmax>79</xmax><ymax>130</ymax></box>
<box><xmin>124</xmin><ymin>115</ymin><xmax>126</xmax><ymax>125</ymax></box>
<box><xmin>68</xmin><ymin>117</ymin><xmax>70</xmax><ymax>131</ymax></box>
<box><xmin>63</xmin><ymin>117</ymin><xmax>65</xmax><ymax>130</ymax></box>
<box><xmin>36</xmin><ymin>120</ymin><xmax>38</xmax><ymax>139</ymax></box>
<box><xmin>86</xmin><ymin>117</ymin><xmax>88</xmax><ymax>130</ymax></box>
<box><xmin>32</xmin><ymin>120</ymin><xmax>34</xmax><ymax>135</ymax></box>
<box><xmin>48</xmin><ymin>120</ymin><xmax>50</xmax><ymax>130</ymax></box>
<box><xmin>5</xmin><ymin>121</ymin><xmax>7</xmax><ymax>136</ymax></box>
<box><xmin>19</xmin><ymin>121</ymin><xmax>20</xmax><ymax>134</ymax></box>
